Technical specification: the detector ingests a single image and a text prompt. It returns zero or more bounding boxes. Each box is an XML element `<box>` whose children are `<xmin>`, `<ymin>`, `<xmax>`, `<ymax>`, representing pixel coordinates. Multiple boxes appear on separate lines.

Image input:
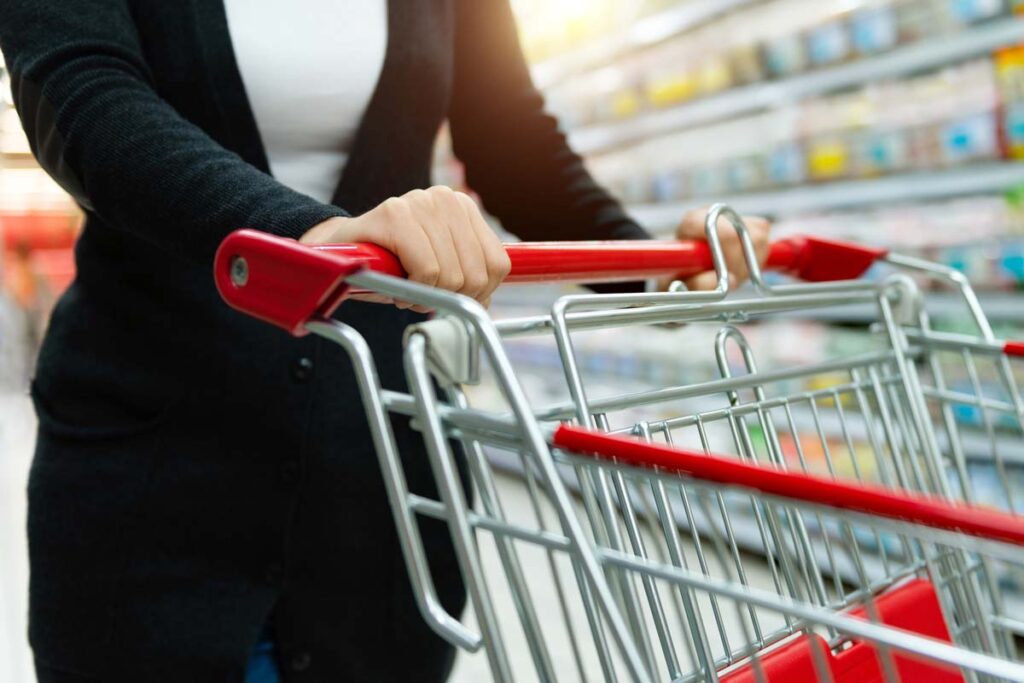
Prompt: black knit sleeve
<box><xmin>447</xmin><ymin>0</ymin><xmax>650</xmax><ymax>245</ymax></box>
<box><xmin>0</xmin><ymin>0</ymin><xmax>348</xmax><ymax>264</ymax></box>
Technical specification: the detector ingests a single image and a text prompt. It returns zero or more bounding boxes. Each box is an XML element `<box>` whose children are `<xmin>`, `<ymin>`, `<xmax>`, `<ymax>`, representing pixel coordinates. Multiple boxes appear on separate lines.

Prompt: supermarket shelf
<box><xmin>531</xmin><ymin>0</ymin><xmax>756</xmax><ymax>89</ymax></box>
<box><xmin>784</xmin><ymin>404</ymin><xmax>1024</xmax><ymax>466</ymax></box>
<box><xmin>917</xmin><ymin>292</ymin><xmax>1024</xmax><ymax>322</ymax></box>
<box><xmin>629</xmin><ymin>162</ymin><xmax>1024</xmax><ymax>226</ymax></box>
<box><xmin>570</xmin><ymin>18</ymin><xmax>1024</xmax><ymax>155</ymax></box>
<box><xmin>942</xmin><ymin>428</ymin><xmax>1024</xmax><ymax>467</ymax></box>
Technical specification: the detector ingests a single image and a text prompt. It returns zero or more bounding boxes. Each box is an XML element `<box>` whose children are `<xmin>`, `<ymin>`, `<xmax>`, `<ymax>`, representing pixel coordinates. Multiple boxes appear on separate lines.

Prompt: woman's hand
<box><xmin>301</xmin><ymin>186</ymin><xmax>511</xmax><ymax>312</ymax></box>
<box><xmin>667</xmin><ymin>207</ymin><xmax>771</xmax><ymax>291</ymax></box>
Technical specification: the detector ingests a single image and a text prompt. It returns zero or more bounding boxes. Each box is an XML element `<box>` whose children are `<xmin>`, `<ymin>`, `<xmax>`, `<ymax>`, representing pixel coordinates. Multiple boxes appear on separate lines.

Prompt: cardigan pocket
<box><xmin>30</xmin><ymin>378</ymin><xmax>179</xmax><ymax>442</ymax></box>
<box><xmin>26</xmin><ymin>398</ymin><xmax>168</xmax><ymax>675</ymax></box>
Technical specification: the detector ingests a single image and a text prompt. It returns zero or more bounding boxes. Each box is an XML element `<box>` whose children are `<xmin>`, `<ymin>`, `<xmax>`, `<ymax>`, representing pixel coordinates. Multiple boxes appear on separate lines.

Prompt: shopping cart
<box><xmin>215</xmin><ymin>204</ymin><xmax>1024</xmax><ymax>682</ymax></box>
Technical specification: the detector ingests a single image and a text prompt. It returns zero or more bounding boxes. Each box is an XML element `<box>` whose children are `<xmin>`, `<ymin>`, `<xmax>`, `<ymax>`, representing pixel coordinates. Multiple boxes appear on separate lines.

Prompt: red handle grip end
<box><xmin>768</xmin><ymin>236</ymin><xmax>888</xmax><ymax>282</ymax></box>
<box><xmin>215</xmin><ymin>229</ymin><xmax>362</xmax><ymax>336</ymax></box>
<box><xmin>1004</xmin><ymin>341</ymin><xmax>1024</xmax><ymax>358</ymax></box>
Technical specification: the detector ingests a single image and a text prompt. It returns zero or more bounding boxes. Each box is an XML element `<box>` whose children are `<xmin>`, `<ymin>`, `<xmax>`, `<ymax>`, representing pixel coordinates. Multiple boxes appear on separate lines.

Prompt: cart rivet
<box><xmin>230</xmin><ymin>256</ymin><xmax>249</xmax><ymax>287</ymax></box>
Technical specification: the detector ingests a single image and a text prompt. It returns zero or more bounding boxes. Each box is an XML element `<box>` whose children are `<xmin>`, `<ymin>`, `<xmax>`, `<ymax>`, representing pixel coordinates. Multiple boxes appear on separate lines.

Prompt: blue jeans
<box><xmin>244</xmin><ymin>622</ymin><xmax>282</xmax><ymax>683</ymax></box>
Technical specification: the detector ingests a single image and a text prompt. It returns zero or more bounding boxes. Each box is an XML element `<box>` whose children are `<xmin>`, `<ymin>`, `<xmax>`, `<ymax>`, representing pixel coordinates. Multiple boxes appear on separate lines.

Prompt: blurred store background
<box><xmin>2</xmin><ymin>1</ymin><xmax>1024</xmax><ymax>680</ymax></box>
<box><xmin>0</xmin><ymin>57</ymin><xmax>78</xmax><ymax>394</ymax></box>
<box><xmin>451</xmin><ymin>0</ymin><xmax>1024</xmax><ymax>536</ymax></box>
<box><xmin>0</xmin><ymin>45</ymin><xmax>79</xmax><ymax>683</ymax></box>
<box><xmin>3</xmin><ymin>1</ymin><xmax>1024</xmax><ymax>431</ymax></box>
<box><xmin>446</xmin><ymin>0</ymin><xmax>1024</xmax><ymax>673</ymax></box>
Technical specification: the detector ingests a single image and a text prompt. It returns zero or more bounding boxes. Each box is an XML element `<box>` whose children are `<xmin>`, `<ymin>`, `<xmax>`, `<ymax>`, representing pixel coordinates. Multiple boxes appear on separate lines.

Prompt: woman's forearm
<box><xmin>0</xmin><ymin>0</ymin><xmax>347</xmax><ymax>265</ymax></box>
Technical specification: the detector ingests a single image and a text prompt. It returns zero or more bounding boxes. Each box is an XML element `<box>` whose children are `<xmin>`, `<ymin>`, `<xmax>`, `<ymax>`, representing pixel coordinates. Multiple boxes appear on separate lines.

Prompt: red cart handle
<box><xmin>553</xmin><ymin>425</ymin><xmax>1024</xmax><ymax>547</ymax></box>
<box><xmin>215</xmin><ymin>229</ymin><xmax>887</xmax><ymax>336</ymax></box>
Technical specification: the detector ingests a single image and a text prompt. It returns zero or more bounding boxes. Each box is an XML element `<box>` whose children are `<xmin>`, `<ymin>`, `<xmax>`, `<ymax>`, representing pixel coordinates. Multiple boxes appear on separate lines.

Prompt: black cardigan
<box><xmin>1</xmin><ymin>1</ymin><xmax>646</xmax><ymax>681</ymax></box>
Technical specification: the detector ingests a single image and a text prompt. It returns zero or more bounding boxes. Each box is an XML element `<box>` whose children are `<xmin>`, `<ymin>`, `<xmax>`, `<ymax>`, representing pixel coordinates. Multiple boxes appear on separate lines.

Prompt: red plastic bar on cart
<box><xmin>215</xmin><ymin>230</ymin><xmax>888</xmax><ymax>335</ymax></box>
<box><xmin>720</xmin><ymin>579</ymin><xmax>963</xmax><ymax>683</ymax></box>
<box><xmin>761</xmin><ymin>235</ymin><xmax>886</xmax><ymax>283</ymax></box>
<box><xmin>552</xmin><ymin>426</ymin><xmax>1006</xmax><ymax>682</ymax></box>
<box><xmin>1005</xmin><ymin>341</ymin><xmax>1024</xmax><ymax>357</ymax></box>
<box><xmin>552</xmin><ymin>425</ymin><xmax>1024</xmax><ymax>546</ymax></box>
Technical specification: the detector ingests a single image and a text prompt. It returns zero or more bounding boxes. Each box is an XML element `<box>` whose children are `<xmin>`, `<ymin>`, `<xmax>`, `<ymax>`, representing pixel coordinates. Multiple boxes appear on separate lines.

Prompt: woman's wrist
<box><xmin>299</xmin><ymin>216</ymin><xmax>353</xmax><ymax>244</ymax></box>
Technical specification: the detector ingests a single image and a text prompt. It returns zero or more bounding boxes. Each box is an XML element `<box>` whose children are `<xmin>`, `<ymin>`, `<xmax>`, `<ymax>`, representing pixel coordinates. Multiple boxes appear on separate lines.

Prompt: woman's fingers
<box><xmin>406</xmin><ymin>186</ymin><xmax>508</xmax><ymax>307</ymax></box>
<box><xmin>682</xmin><ymin>271</ymin><xmax>738</xmax><ymax>292</ymax></box>
<box><xmin>457</xmin><ymin>191</ymin><xmax>510</xmax><ymax>305</ymax></box>
<box><xmin>674</xmin><ymin>207</ymin><xmax>771</xmax><ymax>291</ymax></box>
<box><xmin>746</xmin><ymin>215</ymin><xmax>772</xmax><ymax>267</ymax></box>
<box><xmin>300</xmin><ymin>187</ymin><xmax>510</xmax><ymax>311</ymax></box>
<box><xmin>375</xmin><ymin>196</ymin><xmax>442</xmax><ymax>310</ymax></box>
<box><xmin>718</xmin><ymin>227</ymin><xmax>750</xmax><ymax>285</ymax></box>
<box><xmin>402</xmin><ymin>189</ymin><xmax>460</xmax><ymax>291</ymax></box>
<box><xmin>428</xmin><ymin>187</ymin><xmax>489</xmax><ymax>300</ymax></box>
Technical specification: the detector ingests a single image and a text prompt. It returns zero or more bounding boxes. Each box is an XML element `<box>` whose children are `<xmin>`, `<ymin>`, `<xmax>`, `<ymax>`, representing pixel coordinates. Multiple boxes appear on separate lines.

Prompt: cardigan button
<box><xmin>290</xmin><ymin>357</ymin><xmax>314</xmax><ymax>383</ymax></box>
<box><xmin>290</xmin><ymin>651</ymin><xmax>312</xmax><ymax>672</ymax></box>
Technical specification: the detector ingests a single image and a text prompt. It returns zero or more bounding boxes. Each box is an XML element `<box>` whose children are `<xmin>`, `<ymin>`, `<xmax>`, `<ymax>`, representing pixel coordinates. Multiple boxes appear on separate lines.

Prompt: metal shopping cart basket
<box><xmin>215</xmin><ymin>205</ymin><xmax>1024</xmax><ymax>682</ymax></box>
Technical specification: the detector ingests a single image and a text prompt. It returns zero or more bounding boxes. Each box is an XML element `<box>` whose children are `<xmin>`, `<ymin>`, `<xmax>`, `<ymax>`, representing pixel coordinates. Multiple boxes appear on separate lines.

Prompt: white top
<box><xmin>224</xmin><ymin>1</ymin><xmax>388</xmax><ymax>203</ymax></box>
